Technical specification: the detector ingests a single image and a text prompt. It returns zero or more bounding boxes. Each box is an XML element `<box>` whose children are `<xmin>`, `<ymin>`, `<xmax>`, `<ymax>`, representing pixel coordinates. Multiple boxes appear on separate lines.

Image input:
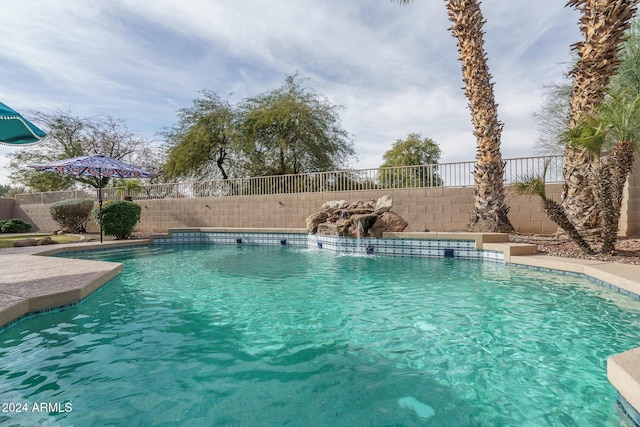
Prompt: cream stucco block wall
<box><xmin>8</xmin><ymin>184</ymin><xmax>566</xmax><ymax>235</ymax></box>
<box><xmin>13</xmin><ymin>150</ymin><xmax>640</xmax><ymax>236</ymax></box>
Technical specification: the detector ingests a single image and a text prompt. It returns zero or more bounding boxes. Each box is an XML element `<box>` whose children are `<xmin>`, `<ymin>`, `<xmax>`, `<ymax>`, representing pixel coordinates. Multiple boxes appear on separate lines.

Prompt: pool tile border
<box><xmin>619</xmin><ymin>393</ymin><xmax>640</xmax><ymax>427</ymax></box>
<box><xmin>152</xmin><ymin>229</ymin><xmax>505</xmax><ymax>262</ymax></box>
<box><xmin>153</xmin><ymin>231</ymin><xmax>309</xmax><ymax>248</ymax></box>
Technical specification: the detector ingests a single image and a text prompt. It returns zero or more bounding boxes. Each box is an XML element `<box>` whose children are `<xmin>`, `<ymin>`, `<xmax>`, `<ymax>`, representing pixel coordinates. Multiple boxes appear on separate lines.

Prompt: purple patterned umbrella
<box><xmin>29</xmin><ymin>154</ymin><xmax>156</xmax><ymax>242</ymax></box>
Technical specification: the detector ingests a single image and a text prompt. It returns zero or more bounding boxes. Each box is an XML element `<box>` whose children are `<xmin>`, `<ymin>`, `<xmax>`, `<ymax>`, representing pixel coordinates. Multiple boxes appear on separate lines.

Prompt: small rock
<box><xmin>12</xmin><ymin>238</ymin><xmax>38</xmax><ymax>247</ymax></box>
<box><xmin>37</xmin><ymin>236</ymin><xmax>59</xmax><ymax>245</ymax></box>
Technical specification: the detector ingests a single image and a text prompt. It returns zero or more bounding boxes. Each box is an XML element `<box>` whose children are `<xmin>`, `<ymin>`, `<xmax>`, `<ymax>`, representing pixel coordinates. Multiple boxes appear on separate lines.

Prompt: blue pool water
<box><xmin>2</xmin><ymin>244</ymin><xmax>640</xmax><ymax>426</ymax></box>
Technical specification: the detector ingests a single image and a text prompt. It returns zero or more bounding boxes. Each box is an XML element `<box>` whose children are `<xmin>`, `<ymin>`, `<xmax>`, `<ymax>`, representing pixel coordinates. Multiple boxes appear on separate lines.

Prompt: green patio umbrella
<box><xmin>0</xmin><ymin>101</ymin><xmax>46</xmax><ymax>145</ymax></box>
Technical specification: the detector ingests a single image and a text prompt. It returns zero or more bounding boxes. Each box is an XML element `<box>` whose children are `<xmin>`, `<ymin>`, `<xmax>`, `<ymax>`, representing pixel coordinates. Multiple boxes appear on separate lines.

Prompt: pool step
<box><xmin>482</xmin><ymin>242</ymin><xmax>537</xmax><ymax>261</ymax></box>
<box><xmin>384</xmin><ymin>232</ymin><xmax>510</xmax><ymax>249</ymax></box>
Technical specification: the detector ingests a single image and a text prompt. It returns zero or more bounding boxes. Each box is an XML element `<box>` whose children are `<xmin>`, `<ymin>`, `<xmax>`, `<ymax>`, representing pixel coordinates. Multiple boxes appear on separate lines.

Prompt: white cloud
<box><xmin>0</xmin><ymin>0</ymin><xmax>582</xmax><ymax>185</ymax></box>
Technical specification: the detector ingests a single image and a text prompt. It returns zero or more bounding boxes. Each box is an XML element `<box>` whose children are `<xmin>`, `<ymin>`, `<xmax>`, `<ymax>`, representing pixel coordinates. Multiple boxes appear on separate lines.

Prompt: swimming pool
<box><xmin>2</xmin><ymin>244</ymin><xmax>640</xmax><ymax>426</ymax></box>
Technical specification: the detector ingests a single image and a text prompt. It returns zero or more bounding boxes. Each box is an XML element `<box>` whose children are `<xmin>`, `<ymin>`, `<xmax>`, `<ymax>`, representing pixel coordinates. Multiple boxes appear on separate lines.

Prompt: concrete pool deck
<box><xmin>1</xmin><ymin>231</ymin><xmax>639</xmax><ymax>422</ymax></box>
<box><xmin>0</xmin><ymin>239</ymin><xmax>147</xmax><ymax>329</ymax></box>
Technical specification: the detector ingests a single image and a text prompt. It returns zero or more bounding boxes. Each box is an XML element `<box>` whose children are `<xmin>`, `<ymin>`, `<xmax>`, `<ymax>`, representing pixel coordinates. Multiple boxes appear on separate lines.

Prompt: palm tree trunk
<box><xmin>609</xmin><ymin>140</ymin><xmax>636</xmax><ymax>205</ymax></box>
<box><xmin>446</xmin><ymin>0</ymin><xmax>513</xmax><ymax>232</ymax></box>
<box><xmin>601</xmin><ymin>140</ymin><xmax>636</xmax><ymax>253</ymax></box>
<box><xmin>543</xmin><ymin>198</ymin><xmax>595</xmax><ymax>254</ymax></box>
<box><xmin>562</xmin><ymin>0</ymin><xmax>639</xmax><ymax>232</ymax></box>
<box><xmin>592</xmin><ymin>161</ymin><xmax>617</xmax><ymax>253</ymax></box>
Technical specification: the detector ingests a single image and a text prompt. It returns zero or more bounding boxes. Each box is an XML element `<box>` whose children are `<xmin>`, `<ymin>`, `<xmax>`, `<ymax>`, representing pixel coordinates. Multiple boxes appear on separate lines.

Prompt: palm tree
<box><xmin>599</xmin><ymin>17</ymin><xmax>640</xmax><ymax>251</ymax></box>
<box><xmin>514</xmin><ymin>166</ymin><xmax>594</xmax><ymax>254</ymax></box>
<box><xmin>566</xmin><ymin>92</ymin><xmax>640</xmax><ymax>254</ymax></box>
<box><xmin>597</xmin><ymin>93</ymin><xmax>640</xmax><ymax>252</ymax></box>
<box><xmin>565</xmin><ymin>117</ymin><xmax>613</xmax><ymax>252</ymax></box>
<box><xmin>561</xmin><ymin>0</ymin><xmax>639</xmax><ymax>233</ymax></box>
<box><xmin>394</xmin><ymin>0</ymin><xmax>513</xmax><ymax>232</ymax></box>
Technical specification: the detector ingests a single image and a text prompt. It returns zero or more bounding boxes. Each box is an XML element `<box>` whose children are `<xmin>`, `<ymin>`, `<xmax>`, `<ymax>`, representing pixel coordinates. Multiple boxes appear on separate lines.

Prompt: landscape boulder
<box><xmin>37</xmin><ymin>236</ymin><xmax>59</xmax><ymax>245</ymax></box>
<box><xmin>306</xmin><ymin>212</ymin><xmax>329</xmax><ymax>234</ymax></box>
<box><xmin>12</xmin><ymin>238</ymin><xmax>38</xmax><ymax>247</ymax></box>
<box><xmin>374</xmin><ymin>195</ymin><xmax>393</xmax><ymax>215</ymax></box>
<box><xmin>369</xmin><ymin>212</ymin><xmax>409</xmax><ymax>238</ymax></box>
<box><xmin>321</xmin><ymin>200</ymin><xmax>349</xmax><ymax>213</ymax></box>
<box><xmin>317</xmin><ymin>222</ymin><xmax>339</xmax><ymax>236</ymax></box>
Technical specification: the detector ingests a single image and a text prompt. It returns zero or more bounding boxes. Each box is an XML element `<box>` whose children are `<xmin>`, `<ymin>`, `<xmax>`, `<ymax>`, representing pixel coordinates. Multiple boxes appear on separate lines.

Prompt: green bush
<box><xmin>0</xmin><ymin>218</ymin><xmax>32</xmax><ymax>233</ymax></box>
<box><xmin>50</xmin><ymin>198</ymin><xmax>95</xmax><ymax>233</ymax></box>
<box><xmin>93</xmin><ymin>200</ymin><xmax>141</xmax><ymax>239</ymax></box>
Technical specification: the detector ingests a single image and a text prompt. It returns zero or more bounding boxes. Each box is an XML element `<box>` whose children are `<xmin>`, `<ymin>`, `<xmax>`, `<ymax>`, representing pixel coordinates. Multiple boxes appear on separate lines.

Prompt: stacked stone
<box><xmin>305</xmin><ymin>195</ymin><xmax>408</xmax><ymax>238</ymax></box>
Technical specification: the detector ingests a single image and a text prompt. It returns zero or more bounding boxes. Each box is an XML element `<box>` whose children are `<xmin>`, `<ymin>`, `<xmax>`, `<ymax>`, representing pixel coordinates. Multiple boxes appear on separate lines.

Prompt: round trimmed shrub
<box><xmin>0</xmin><ymin>218</ymin><xmax>32</xmax><ymax>233</ymax></box>
<box><xmin>50</xmin><ymin>198</ymin><xmax>95</xmax><ymax>233</ymax></box>
<box><xmin>93</xmin><ymin>200</ymin><xmax>141</xmax><ymax>239</ymax></box>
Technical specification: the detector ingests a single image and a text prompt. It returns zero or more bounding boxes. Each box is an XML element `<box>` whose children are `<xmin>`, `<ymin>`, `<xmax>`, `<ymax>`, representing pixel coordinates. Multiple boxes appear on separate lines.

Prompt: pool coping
<box><xmin>0</xmin><ymin>239</ymin><xmax>148</xmax><ymax>330</ymax></box>
<box><xmin>1</xmin><ymin>229</ymin><xmax>640</xmax><ymax>421</ymax></box>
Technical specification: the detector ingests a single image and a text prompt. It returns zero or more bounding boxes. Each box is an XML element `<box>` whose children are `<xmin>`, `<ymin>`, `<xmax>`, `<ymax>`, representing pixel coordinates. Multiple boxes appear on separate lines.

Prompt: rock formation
<box><xmin>306</xmin><ymin>196</ymin><xmax>408</xmax><ymax>238</ymax></box>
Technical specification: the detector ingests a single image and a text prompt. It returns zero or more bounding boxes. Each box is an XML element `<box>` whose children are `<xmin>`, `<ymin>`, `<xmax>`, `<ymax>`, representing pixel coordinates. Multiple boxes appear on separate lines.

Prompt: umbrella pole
<box><xmin>99</xmin><ymin>177</ymin><xmax>103</xmax><ymax>243</ymax></box>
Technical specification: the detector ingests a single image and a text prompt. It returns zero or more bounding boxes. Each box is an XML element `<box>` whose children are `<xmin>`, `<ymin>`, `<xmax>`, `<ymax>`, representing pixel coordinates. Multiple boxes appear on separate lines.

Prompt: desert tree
<box><xmin>239</xmin><ymin>74</ymin><xmax>355</xmax><ymax>177</ymax></box>
<box><xmin>9</xmin><ymin>109</ymin><xmax>157</xmax><ymax>191</ymax></box>
<box><xmin>163</xmin><ymin>91</ymin><xmax>240</xmax><ymax>181</ymax></box>
<box><xmin>379</xmin><ymin>133</ymin><xmax>442</xmax><ymax>188</ymax></box>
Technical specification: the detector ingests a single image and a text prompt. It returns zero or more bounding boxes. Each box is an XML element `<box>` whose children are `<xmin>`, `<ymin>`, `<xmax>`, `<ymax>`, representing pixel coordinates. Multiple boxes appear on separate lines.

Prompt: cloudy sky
<box><xmin>0</xmin><ymin>0</ymin><xmax>581</xmax><ymax>185</ymax></box>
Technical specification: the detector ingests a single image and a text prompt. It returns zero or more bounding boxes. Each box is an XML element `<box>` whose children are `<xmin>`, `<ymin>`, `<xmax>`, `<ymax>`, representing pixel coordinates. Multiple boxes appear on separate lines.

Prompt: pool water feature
<box><xmin>2</xmin><ymin>244</ymin><xmax>640</xmax><ymax>426</ymax></box>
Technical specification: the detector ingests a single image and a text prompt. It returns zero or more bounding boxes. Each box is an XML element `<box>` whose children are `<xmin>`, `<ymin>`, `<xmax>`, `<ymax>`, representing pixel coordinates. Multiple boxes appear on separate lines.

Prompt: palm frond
<box><xmin>514</xmin><ymin>174</ymin><xmax>546</xmax><ymax>200</ymax></box>
<box><xmin>565</xmin><ymin>117</ymin><xmax>608</xmax><ymax>159</ymax></box>
<box><xmin>599</xmin><ymin>92</ymin><xmax>640</xmax><ymax>145</ymax></box>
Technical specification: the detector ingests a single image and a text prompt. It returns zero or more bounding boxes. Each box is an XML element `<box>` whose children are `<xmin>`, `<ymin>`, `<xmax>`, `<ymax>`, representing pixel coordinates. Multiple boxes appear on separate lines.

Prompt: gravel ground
<box><xmin>509</xmin><ymin>233</ymin><xmax>640</xmax><ymax>265</ymax></box>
